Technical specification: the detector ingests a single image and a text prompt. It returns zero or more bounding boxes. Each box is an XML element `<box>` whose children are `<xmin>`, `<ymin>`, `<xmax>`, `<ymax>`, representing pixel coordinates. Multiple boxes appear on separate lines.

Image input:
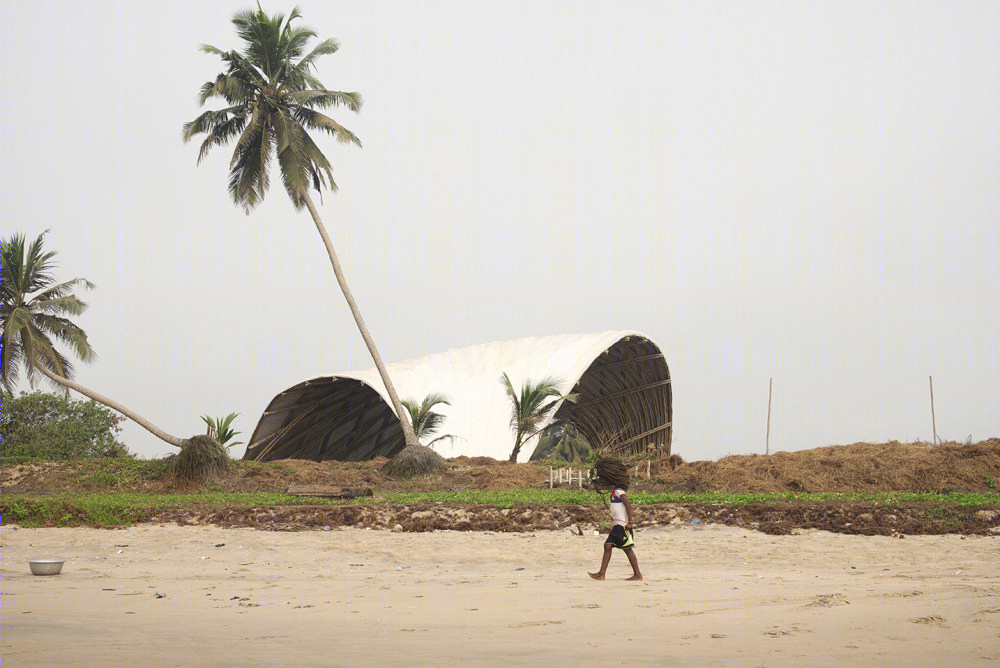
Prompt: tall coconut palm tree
<box><xmin>1</xmin><ymin>230</ymin><xmax>186</xmax><ymax>449</ymax></box>
<box><xmin>500</xmin><ymin>372</ymin><xmax>577</xmax><ymax>463</ymax></box>
<box><xmin>401</xmin><ymin>394</ymin><xmax>456</xmax><ymax>446</ymax></box>
<box><xmin>183</xmin><ymin>5</ymin><xmax>419</xmax><ymax>450</ymax></box>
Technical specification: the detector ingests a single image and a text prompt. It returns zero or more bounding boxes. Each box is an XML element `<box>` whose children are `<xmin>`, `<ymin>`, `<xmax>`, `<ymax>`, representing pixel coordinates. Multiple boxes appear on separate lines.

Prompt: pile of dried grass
<box><xmin>164</xmin><ymin>435</ymin><xmax>234</xmax><ymax>482</ymax></box>
<box><xmin>652</xmin><ymin>439</ymin><xmax>1000</xmax><ymax>493</ymax></box>
<box><xmin>382</xmin><ymin>445</ymin><xmax>445</xmax><ymax>479</ymax></box>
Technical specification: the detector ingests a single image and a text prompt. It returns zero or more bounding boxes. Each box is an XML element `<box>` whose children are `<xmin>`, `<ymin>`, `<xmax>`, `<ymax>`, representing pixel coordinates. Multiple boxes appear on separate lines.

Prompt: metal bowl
<box><xmin>29</xmin><ymin>559</ymin><xmax>65</xmax><ymax>576</ymax></box>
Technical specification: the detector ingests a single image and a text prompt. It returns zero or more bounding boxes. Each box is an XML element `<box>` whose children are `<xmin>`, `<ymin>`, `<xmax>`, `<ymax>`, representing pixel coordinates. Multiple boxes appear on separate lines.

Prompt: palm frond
<box><xmin>233</xmin><ymin>7</ymin><xmax>281</xmax><ymax>78</ymax></box>
<box><xmin>0</xmin><ymin>232</ymin><xmax>26</xmax><ymax>301</ymax></box>
<box><xmin>24</xmin><ymin>321</ymin><xmax>74</xmax><ymax>387</ymax></box>
<box><xmin>287</xmin><ymin>89</ymin><xmax>362</xmax><ymax>112</ymax></box>
<box><xmin>200</xmin><ymin>43</ymin><xmax>226</xmax><ymax>56</ymax></box>
<box><xmin>227</xmin><ymin>106</ymin><xmax>272</xmax><ymax>211</ymax></box>
<box><xmin>295</xmin><ymin>107</ymin><xmax>362</xmax><ymax>145</ymax></box>
<box><xmin>23</xmin><ymin>231</ymin><xmax>59</xmax><ymax>294</ymax></box>
<box><xmin>402</xmin><ymin>394</ymin><xmax>451</xmax><ymax>442</ymax></box>
<box><xmin>32</xmin><ymin>294</ymin><xmax>89</xmax><ymax>317</ymax></box>
<box><xmin>295</xmin><ymin>37</ymin><xmax>340</xmax><ymax>71</ymax></box>
<box><xmin>31</xmin><ymin>277</ymin><xmax>94</xmax><ymax>305</ymax></box>
<box><xmin>0</xmin><ymin>307</ymin><xmax>28</xmax><ymax>392</ymax></box>
<box><xmin>197</xmin><ymin>75</ymin><xmax>253</xmax><ymax>106</ymax></box>
<box><xmin>197</xmin><ymin>113</ymin><xmax>249</xmax><ymax>164</ymax></box>
<box><xmin>282</xmin><ymin>25</ymin><xmax>317</xmax><ymax>60</ymax></box>
<box><xmin>274</xmin><ymin>111</ymin><xmax>311</xmax><ymax>203</ymax></box>
<box><xmin>33</xmin><ymin>314</ymin><xmax>95</xmax><ymax>363</ymax></box>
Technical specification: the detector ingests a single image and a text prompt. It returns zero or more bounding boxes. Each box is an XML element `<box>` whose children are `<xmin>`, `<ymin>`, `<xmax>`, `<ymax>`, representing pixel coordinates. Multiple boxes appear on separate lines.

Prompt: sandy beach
<box><xmin>4</xmin><ymin>523</ymin><xmax>998</xmax><ymax>667</ymax></box>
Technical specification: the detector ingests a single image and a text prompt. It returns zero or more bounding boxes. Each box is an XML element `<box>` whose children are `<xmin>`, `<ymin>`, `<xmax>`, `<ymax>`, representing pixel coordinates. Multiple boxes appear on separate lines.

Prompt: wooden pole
<box><xmin>766</xmin><ymin>377</ymin><xmax>773</xmax><ymax>456</ymax></box>
<box><xmin>929</xmin><ymin>376</ymin><xmax>938</xmax><ymax>445</ymax></box>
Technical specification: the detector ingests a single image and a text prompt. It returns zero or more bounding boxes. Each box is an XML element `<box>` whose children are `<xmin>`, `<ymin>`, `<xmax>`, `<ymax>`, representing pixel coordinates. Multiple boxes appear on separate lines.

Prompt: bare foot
<box><xmin>626</xmin><ymin>574</ymin><xmax>643</xmax><ymax>581</ymax></box>
<box><xmin>588</xmin><ymin>572</ymin><xmax>605</xmax><ymax>580</ymax></box>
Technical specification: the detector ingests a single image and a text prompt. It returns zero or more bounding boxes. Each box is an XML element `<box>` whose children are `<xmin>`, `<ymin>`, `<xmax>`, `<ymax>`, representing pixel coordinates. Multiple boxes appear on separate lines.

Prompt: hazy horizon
<box><xmin>2</xmin><ymin>2</ymin><xmax>996</xmax><ymax>461</ymax></box>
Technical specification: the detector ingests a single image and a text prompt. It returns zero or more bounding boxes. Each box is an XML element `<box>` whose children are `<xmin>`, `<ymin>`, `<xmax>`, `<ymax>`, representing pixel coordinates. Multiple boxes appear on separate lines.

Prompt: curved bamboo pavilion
<box><xmin>244</xmin><ymin>331</ymin><xmax>671</xmax><ymax>463</ymax></box>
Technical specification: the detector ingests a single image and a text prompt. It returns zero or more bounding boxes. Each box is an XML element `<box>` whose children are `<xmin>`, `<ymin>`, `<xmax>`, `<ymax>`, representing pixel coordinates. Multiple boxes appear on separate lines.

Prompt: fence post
<box><xmin>930</xmin><ymin>376</ymin><xmax>938</xmax><ymax>445</ymax></box>
<box><xmin>766</xmin><ymin>377</ymin><xmax>773</xmax><ymax>456</ymax></box>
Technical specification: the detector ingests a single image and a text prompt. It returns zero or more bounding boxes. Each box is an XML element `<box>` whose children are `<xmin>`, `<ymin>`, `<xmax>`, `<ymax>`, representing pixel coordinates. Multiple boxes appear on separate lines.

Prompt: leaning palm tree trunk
<box><xmin>35</xmin><ymin>364</ymin><xmax>186</xmax><ymax>449</ymax></box>
<box><xmin>301</xmin><ymin>191</ymin><xmax>419</xmax><ymax>449</ymax></box>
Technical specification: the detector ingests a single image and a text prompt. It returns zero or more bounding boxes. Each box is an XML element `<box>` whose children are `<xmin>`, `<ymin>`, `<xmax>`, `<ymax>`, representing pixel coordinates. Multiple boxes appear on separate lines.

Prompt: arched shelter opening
<box><xmin>246</xmin><ymin>377</ymin><xmax>403</xmax><ymax>462</ymax></box>
<box><xmin>554</xmin><ymin>335</ymin><xmax>672</xmax><ymax>457</ymax></box>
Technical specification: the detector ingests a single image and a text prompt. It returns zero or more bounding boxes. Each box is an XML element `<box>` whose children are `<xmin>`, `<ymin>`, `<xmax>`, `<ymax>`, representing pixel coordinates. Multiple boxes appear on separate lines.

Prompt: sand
<box><xmin>4</xmin><ymin>524</ymin><xmax>998</xmax><ymax>667</ymax></box>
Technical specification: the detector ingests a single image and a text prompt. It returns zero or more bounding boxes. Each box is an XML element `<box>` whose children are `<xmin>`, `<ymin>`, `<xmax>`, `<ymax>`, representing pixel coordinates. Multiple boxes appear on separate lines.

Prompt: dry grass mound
<box><xmin>164</xmin><ymin>435</ymin><xmax>234</xmax><ymax>482</ymax></box>
<box><xmin>382</xmin><ymin>445</ymin><xmax>446</xmax><ymax>479</ymax></box>
<box><xmin>652</xmin><ymin>439</ymin><xmax>1000</xmax><ymax>493</ymax></box>
<box><xmin>449</xmin><ymin>463</ymin><xmax>548</xmax><ymax>490</ymax></box>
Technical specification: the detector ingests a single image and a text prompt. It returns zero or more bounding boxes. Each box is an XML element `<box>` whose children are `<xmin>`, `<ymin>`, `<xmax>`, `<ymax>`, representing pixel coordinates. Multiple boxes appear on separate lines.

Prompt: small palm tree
<box><xmin>201</xmin><ymin>412</ymin><xmax>244</xmax><ymax>449</ymax></box>
<box><xmin>1</xmin><ymin>231</ymin><xmax>186</xmax><ymax>449</ymax></box>
<box><xmin>183</xmin><ymin>5</ymin><xmax>419</xmax><ymax>450</ymax></box>
<box><xmin>402</xmin><ymin>394</ymin><xmax>456</xmax><ymax>446</ymax></box>
<box><xmin>500</xmin><ymin>372</ymin><xmax>577</xmax><ymax>463</ymax></box>
<box><xmin>531</xmin><ymin>421</ymin><xmax>590</xmax><ymax>463</ymax></box>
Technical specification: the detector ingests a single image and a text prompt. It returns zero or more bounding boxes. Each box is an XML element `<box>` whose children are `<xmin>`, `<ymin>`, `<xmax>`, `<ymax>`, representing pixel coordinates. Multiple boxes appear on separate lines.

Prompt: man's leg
<box><xmin>623</xmin><ymin>548</ymin><xmax>642</xmax><ymax>581</ymax></box>
<box><xmin>588</xmin><ymin>543</ymin><xmax>614</xmax><ymax>580</ymax></box>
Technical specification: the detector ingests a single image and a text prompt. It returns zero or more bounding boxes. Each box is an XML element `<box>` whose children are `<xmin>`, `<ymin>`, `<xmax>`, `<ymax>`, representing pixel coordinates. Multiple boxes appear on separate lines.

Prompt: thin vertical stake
<box><xmin>766</xmin><ymin>377</ymin><xmax>773</xmax><ymax>456</ymax></box>
<box><xmin>930</xmin><ymin>376</ymin><xmax>938</xmax><ymax>445</ymax></box>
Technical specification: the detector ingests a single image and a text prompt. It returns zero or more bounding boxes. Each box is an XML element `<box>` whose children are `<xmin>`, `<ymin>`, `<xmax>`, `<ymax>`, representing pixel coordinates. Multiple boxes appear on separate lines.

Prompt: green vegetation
<box><xmin>0</xmin><ymin>229</ymin><xmax>188</xmax><ymax>450</ymax></box>
<box><xmin>5</xmin><ymin>489</ymin><xmax>998</xmax><ymax>528</ymax></box>
<box><xmin>531</xmin><ymin>422</ymin><xmax>591</xmax><ymax>464</ymax></box>
<box><xmin>401</xmin><ymin>394</ymin><xmax>455</xmax><ymax>446</ymax></box>
<box><xmin>984</xmin><ymin>474</ymin><xmax>998</xmax><ymax>490</ymax></box>
<box><xmin>1</xmin><ymin>391</ymin><xmax>130</xmax><ymax>460</ymax></box>
<box><xmin>200</xmin><ymin>412</ymin><xmax>244</xmax><ymax>449</ymax></box>
<box><xmin>500</xmin><ymin>373</ymin><xmax>577</xmax><ymax>462</ymax></box>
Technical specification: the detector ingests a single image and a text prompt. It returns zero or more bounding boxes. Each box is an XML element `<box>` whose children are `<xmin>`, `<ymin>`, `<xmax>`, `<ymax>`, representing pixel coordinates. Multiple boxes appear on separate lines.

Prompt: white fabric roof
<box><xmin>253</xmin><ymin>330</ymin><xmax>657</xmax><ymax>462</ymax></box>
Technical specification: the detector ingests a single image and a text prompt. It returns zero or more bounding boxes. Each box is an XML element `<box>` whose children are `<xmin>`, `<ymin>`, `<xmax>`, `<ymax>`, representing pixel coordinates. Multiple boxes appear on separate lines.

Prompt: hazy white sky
<box><xmin>2</xmin><ymin>2</ymin><xmax>996</xmax><ymax>460</ymax></box>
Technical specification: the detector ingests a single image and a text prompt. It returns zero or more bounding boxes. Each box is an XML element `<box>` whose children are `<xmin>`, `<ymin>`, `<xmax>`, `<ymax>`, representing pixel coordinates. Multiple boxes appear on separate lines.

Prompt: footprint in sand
<box><xmin>764</xmin><ymin>624</ymin><xmax>812</xmax><ymax>638</ymax></box>
<box><xmin>881</xmin><ymin>590</ymin><xmax>923</xmax><ymax>598</ymax></box>
<box><xmin>507</xmin><ymin>620</ymin><xmax>565</xmax><ymax>628</ymax></box>
<box><xmin>911</xmin><ymin>615</ymin><xmax>948</xmax><ymax>627</ymax></box>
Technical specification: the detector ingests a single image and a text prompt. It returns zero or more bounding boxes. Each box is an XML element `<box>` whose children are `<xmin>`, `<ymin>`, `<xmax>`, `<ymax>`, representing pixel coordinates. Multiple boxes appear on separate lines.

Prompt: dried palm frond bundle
<box><xmin>590</xmin><ymin>456</ymin><xmax>631</xmax><ymax>492</ymax></box>
<box><xmin>164</xmin><ymin>435</ymin><xmax>233</xmax><ymax>481</ymax></box>
<box><xmin>382</xmin><ymin>444</ymin><xmax>445</xmax><ymax>479</ymax></box>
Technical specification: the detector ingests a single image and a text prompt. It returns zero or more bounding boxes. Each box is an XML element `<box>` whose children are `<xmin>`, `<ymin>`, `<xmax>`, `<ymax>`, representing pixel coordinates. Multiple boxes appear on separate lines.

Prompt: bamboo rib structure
<box><xmin>555</xmin><ymin>336</ymin><xmax>671</xmax><ymax>457</ymax></box>
<box><xmin>244</xmin><ymin>331</ymin><xmax>671</xmax><ymax>463</ymax></box>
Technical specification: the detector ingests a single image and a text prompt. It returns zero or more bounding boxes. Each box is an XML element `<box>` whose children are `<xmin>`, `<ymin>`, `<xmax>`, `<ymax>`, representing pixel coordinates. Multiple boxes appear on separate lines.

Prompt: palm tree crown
<box><xmin>183</xmin><ymin>5</ymin><xmax>362</xmax><ymax>212</ymax></box>
<box><xmin>1</xmin><ymin>230</ymin><xmax>95</xmax><ymax>393</ymax></box>
<box><xmin>500</xmin><ymin>373</ymin><xmax>577</xmax><ymax>463</ymax></box>
<box><xmin>402</xmin><ymin>394</ymin><xmax>454</xmax><ymax>445</ymax></box>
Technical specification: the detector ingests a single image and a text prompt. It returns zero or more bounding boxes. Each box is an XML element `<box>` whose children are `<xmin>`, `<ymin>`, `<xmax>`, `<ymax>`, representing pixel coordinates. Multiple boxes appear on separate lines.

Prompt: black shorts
<box><xmin>605</xmin><ymin>525</ymin><xmax>635</xmax><ymax>550</ymax></box>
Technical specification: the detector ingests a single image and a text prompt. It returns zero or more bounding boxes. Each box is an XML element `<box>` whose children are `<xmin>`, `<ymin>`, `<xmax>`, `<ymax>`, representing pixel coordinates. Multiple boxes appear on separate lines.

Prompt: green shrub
<box><xmin>1</xmin><ymin>391</ymin><xmax>130</xmax><ymax>460</ymax></box>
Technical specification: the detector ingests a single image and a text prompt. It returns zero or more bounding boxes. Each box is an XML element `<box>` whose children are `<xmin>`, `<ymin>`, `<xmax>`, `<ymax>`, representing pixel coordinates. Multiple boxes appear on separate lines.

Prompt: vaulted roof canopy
<box><xmin>244</xmin><ymin>331</ymin><xmax>671</xmax><ymax>463</ymax></box>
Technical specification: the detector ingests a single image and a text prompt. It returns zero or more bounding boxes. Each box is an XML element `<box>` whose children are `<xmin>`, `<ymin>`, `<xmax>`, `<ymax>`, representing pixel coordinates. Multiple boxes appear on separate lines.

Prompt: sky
<box><xmin>1</xmin><ymin>2</ymin><xmax>997</xmax><ymax>461</ymax></box>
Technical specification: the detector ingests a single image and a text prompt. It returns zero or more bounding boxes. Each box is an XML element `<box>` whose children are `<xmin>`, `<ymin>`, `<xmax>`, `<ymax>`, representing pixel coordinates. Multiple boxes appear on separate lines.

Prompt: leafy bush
<box><xmin>1</xmin><ymin>391</ymin><xmax>130</xmax><ymax>460</ymax></box>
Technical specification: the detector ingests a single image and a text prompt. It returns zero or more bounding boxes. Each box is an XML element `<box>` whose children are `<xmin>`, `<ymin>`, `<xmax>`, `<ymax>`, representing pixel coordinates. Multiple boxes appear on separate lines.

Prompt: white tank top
<box><xmin>609</xmin><ymin>488</ymin><xmax>629</xmax><ymax>526</ymax></box>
